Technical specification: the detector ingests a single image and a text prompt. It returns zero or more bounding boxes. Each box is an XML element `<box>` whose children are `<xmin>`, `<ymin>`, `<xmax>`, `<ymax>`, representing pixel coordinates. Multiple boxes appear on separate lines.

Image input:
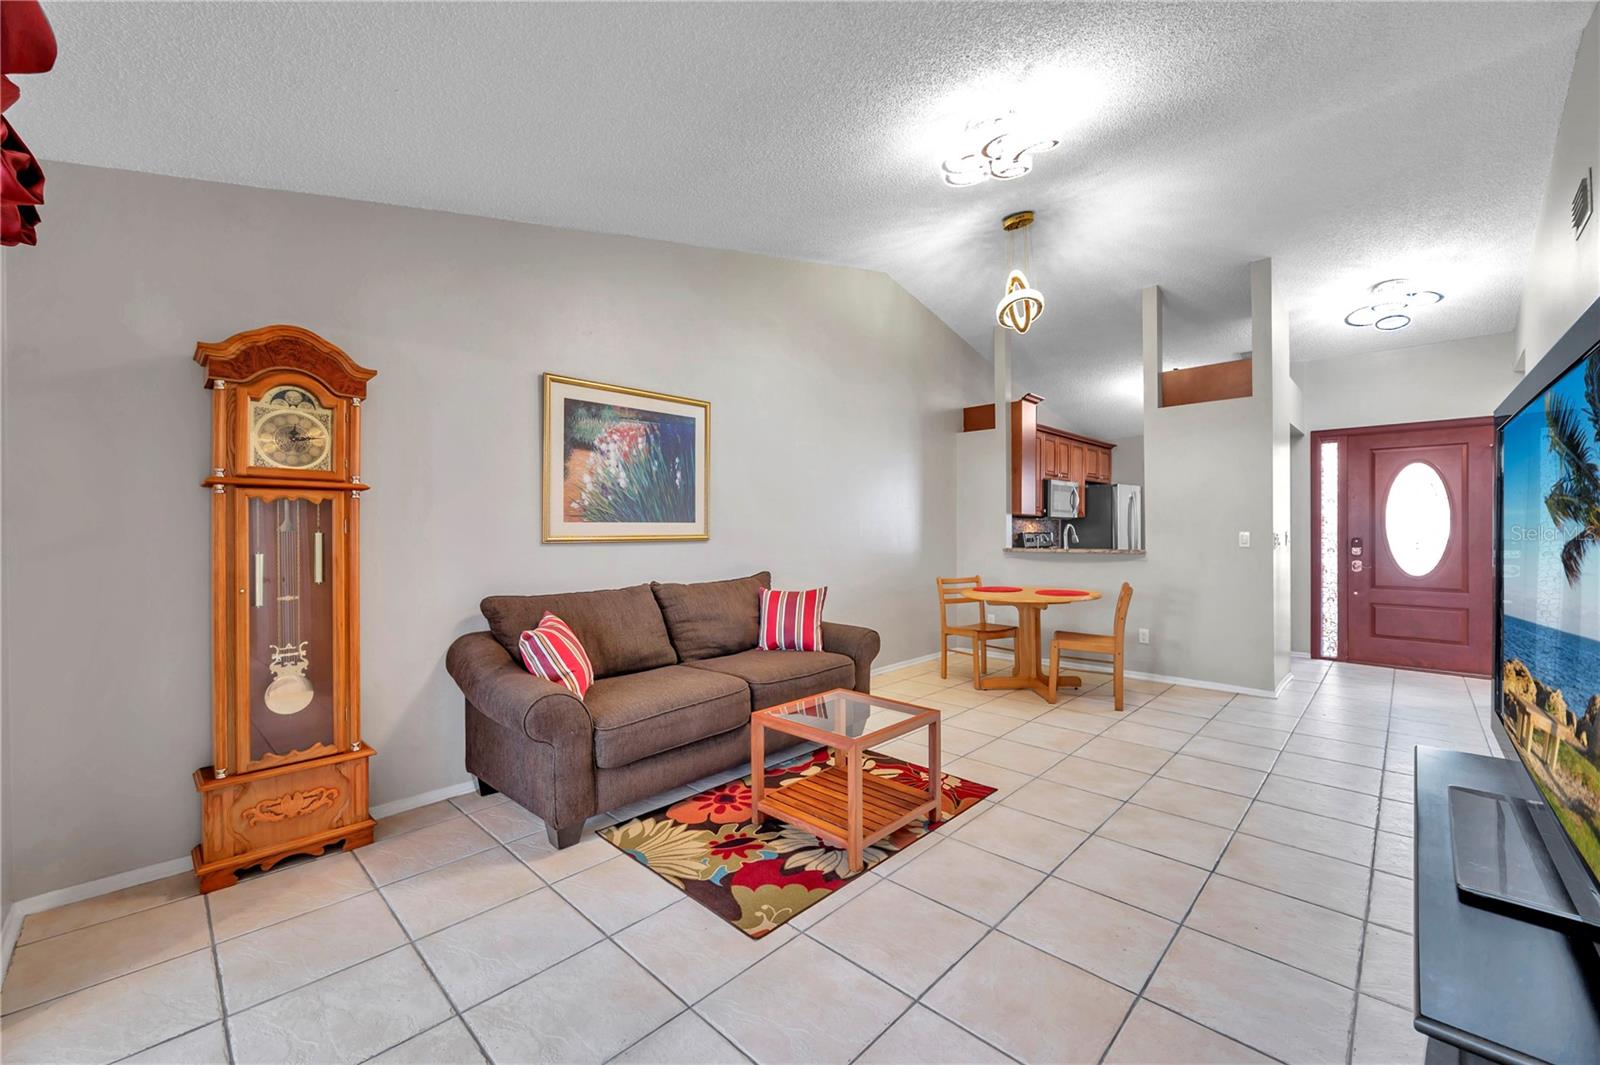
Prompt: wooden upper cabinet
<box><xmin>991</xmin><ymin>401</ymin><xmax>1116</xmax><ymax>516</ymax></box>
<box><xmin>1087</xmin><ymin>446</ymin><xmax>1112</xmax><ymax>483</ymax></box>
<box><xmin>1009</xmin><ymin>394</ymin><xmax>1045</xmax><ymax>515</ymax></box>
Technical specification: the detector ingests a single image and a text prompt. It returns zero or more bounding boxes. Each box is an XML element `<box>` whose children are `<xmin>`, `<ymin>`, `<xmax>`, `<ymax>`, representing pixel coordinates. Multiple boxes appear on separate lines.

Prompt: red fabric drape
<box><xmin>0</xmin><ymin>0</ymin><xmax>56</xmax><ymax>246</ymax></box>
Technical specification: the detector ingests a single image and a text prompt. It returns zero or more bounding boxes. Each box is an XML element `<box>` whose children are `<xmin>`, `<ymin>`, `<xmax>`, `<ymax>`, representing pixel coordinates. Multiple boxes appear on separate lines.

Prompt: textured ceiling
<box><xmin>12</xmin><ymin>1</ymin><xmax>1591</xmax><ymax>439</ymax></box>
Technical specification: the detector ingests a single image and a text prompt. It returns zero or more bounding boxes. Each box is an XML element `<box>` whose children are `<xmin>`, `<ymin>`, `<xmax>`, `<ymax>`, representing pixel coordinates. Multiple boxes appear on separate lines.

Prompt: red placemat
<box><xmin>972</xmin><ymin>585</ymin><xmax>1022</xmax><ymax>593</ymax></box>
<box><xmin>1038</xmin><ymin>588</ymin><xmax>1091</xmax><ymax>597</ymax></box>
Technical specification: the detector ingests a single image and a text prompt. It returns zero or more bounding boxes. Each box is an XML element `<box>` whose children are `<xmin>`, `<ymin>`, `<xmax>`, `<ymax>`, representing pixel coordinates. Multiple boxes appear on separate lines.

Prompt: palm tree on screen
<box><xmin>1544</xmin><ymin>354</ymin><xmax>1600</xmax><ymax>584</ymax></box>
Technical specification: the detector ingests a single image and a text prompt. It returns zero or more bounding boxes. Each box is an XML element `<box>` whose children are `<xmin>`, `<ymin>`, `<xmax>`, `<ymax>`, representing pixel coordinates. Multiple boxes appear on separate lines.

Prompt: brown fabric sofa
<box><xmin>445</xmin><ymin>571</ymin><xmax>881</xmax><ymax>848</ymax></box>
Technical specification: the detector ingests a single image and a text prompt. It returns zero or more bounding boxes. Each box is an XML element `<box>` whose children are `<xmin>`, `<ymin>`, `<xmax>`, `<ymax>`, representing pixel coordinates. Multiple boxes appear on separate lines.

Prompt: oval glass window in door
<box><xmin>1384</xmin><ymin>462</ymin><xmax>1451</xmax><ymax>577</ymax></box>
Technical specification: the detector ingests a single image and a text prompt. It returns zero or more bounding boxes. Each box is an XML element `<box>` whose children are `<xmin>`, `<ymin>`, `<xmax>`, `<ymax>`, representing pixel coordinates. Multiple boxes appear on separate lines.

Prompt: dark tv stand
<box><xmin>1418</xmin><ymin>748</ymin><xmax>1600</xmax><ymax>1063</ymax></box>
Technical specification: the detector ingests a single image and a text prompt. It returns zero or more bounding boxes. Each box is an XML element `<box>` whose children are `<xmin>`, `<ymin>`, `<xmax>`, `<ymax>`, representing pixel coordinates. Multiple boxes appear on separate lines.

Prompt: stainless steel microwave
<box><xmin>1046</xmin><ymin>479</ymin><xmax>1080</xmax><ymax>518</ymax></box>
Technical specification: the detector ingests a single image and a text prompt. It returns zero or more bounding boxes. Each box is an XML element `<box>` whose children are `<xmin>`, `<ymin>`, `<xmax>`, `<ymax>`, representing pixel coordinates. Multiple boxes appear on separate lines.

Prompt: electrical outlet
<box><xmin>1138</xmin><ymin>628</ymin><xmax>1150</xmax><ymax>645</ymax></box>
<box><xmin>987</xmin><ymin>611</ymin><xmax>997</xmax><ymax>624</ymax></box>
<box><xmin>1238</xmin><ymin>531</ymin><xmax>1251</xmax><ymax>548</ymax></box>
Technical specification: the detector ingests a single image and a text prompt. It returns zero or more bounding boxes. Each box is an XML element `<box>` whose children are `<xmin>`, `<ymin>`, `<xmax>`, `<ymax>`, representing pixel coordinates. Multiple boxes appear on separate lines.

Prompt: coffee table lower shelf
<box><xmin>756</xmin><ymin>763</ymin><xmax>936</xmax><ymax>854</ymax></box>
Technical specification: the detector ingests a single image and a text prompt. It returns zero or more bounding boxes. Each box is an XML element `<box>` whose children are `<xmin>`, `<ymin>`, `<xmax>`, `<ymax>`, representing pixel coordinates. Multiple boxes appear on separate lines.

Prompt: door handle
<box><xmin>1350</xmin><ymin>559</ymin><xmax>1364</xmax><ymax>572</ymax></box>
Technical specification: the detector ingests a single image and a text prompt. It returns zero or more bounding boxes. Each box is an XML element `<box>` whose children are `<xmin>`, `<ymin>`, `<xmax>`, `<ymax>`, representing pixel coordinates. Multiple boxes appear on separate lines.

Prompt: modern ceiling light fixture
<box><xmin>941</xmin><ymin>116</ymin><xmax>1060</xmax><ymax>188</ymax></box>
<box><xmin>1344</xmin><ymin>278</ymin><xmax>1444</xmax><ymax>332</ymax></box>
<box><xmin>996</xmin><ymin>210</ymin><xmax>1045</xmax><ymax>335</ymax></box>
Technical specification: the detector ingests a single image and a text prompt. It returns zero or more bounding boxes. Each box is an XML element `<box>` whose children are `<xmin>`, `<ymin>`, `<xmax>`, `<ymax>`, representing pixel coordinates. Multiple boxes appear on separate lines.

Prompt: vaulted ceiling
<box><xmin>12</xmin><ymin>1</ymin><xmax>1591</xmax><ymax>437</ymax></box>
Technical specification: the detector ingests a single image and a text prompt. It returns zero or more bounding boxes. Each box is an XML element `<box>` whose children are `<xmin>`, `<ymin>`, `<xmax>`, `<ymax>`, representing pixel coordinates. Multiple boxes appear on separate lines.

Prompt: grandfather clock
<box><xmin>192</xmin><ymin>325</ymin><xmax>377</xmax><ymax>892</ymax></box>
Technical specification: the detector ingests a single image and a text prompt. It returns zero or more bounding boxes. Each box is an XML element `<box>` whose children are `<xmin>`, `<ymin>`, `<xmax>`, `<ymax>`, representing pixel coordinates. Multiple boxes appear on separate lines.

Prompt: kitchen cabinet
<box><xmin>971</xmin><ymin>398</ymin><xmax>1114</xmax><ymax>516</ymax></box>
<box><xmin>1032</xmin><ymin>429</ymin><xmax>1114</xmax><ymax>506</ymax></box>
<box><xmin>1087</xmin><ymin>445</ymin><xmax>1112</xmax><ymax>483</ymax></box>
<box><xmin>1009</xmin><ymin>394</ymin><xmax>1044</xmax><ymax>515</ymax></box>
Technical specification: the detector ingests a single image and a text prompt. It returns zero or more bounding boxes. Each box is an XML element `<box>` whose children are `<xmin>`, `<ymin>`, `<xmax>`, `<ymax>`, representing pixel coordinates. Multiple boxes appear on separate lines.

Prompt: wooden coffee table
<box><xmin>751</xmin><ymin>688</ymin><xmax>941</xmax><ymax>875</ymax></box>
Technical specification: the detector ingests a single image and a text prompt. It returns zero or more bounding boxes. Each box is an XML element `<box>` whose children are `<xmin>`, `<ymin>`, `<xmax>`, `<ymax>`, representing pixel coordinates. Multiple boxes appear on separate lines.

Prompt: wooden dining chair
<box><xmin>1047</xmin><ymin>583</ymin><xmax>1134</xmax><ymax>709</ymax></box>
<box><xmin>936</xmin><ymin>577</ymin><xmax>1018</xmax><ymax>685</ymax></box>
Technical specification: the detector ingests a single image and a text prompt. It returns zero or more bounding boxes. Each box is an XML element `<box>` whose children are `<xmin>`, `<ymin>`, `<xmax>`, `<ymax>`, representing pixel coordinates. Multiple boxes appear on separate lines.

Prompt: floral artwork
<box><xmin>598</xmin><ymin>748</ymin><xmax>995</xmax><ymax>937</ymax></box>
<box><xmin>562</xmin><ymin>400</ymin><xmax>695</xmax><ymax>523</ymax></box>
<box><xmin>543</xmin><ymin>375</ymin><xmax>708</xmax><ymax>542</ymax></box>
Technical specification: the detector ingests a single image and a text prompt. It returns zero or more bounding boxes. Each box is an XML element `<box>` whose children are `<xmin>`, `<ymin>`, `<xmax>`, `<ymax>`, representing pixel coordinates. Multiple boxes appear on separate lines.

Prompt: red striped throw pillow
<box><xmin>758</xmin><ymin>587</ymin><xmax>826</xmax><ymax>651</ymax></box>
<box><xmin>517</xmin><ymin>612</ymin><xmax>595</xmax><ymax>697</ymax></box>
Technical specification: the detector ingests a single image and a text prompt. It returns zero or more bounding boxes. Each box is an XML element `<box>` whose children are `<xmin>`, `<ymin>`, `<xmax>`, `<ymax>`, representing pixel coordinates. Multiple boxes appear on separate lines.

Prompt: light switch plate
<box><xmin>1138</xmin><ymin>628</ymin><xmax>1150</xmax><ymax>644</ymax></box>
<box><xmin>1238</xmin><ymin>531</ymin><xmax>1251</xmax><ymax>548</ymax></box>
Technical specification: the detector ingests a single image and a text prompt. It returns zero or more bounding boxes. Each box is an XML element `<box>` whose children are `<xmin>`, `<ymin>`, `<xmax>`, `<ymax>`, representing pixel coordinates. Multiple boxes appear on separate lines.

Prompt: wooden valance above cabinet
<box><xmin>961</xmin><ymin>399</ymin><xmax>1116</xmax><ymax>517</ymax></box>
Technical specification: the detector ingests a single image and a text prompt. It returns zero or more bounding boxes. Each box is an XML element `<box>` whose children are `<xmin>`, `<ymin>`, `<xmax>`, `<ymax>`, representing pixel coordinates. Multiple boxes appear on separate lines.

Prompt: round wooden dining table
<box><xmin>960</xmin><ymin>585</ymin><xmax>1101</xmax><ymax>702</ymax></box>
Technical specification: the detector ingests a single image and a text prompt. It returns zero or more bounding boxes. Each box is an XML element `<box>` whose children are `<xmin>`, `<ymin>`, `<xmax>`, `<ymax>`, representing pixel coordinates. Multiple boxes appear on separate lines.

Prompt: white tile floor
<box><xmin>0</xmin><ymin>655</ymin><xmax>1499</xmax><ymax>1064</ymax></box>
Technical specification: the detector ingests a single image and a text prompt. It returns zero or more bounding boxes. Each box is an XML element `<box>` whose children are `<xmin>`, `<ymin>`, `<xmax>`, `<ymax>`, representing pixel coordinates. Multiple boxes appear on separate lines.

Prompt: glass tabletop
<box><xmin>763</xmin><ymin>690</ymin><xmax>929</xmax><ymax>740</ymax></box>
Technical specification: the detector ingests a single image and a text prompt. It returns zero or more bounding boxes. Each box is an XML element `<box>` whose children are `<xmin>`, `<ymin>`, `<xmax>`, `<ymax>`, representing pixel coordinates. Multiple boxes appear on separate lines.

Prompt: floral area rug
<box><xmin>598</xmin><ymin>748</ymin><xmax>995</xmax><ymax>937</ymax></box>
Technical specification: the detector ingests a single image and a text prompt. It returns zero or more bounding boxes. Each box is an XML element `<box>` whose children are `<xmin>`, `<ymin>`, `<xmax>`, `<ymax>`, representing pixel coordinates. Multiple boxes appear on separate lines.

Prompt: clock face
<box><xmin>252</xmin><ymin>388</ymin><xmax>334</xmax><ymax>471</ymax></box>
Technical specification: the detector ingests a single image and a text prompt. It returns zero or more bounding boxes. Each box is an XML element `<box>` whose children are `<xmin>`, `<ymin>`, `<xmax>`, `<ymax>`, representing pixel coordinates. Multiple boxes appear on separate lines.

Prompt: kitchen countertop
<box><xmin>1004</xmin><ymin>547</ymin><xmax>1145</xmax><ymax>556</ymax></box>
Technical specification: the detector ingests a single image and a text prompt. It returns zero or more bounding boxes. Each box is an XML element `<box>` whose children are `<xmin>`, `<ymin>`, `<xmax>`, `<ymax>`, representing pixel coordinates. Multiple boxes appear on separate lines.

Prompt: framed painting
<box><xmin>542</xmin><ymin>374</ymin><xmax>710</xmax><ymax>542</ymax></box>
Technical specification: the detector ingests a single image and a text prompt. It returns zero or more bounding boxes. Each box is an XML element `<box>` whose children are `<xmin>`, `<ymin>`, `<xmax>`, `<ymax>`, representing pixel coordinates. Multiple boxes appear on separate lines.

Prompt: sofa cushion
<box><xmin>758</xmin><ymin>587</ymin><xmax>827</xmax><ymax>651</ymax></box>
<box><xmin>517</xmin><ymin>613</ymin><xmax>595</xmax><ymax>696</ymax></box>
<box><xmin>482</xmin><ymin>583</ymin><xmax>676</xmax><ymax>679</ymax></box>
<box><xmin>650</xmin><ymin>571</ymin><xmax>770</xmax><ymax>661</ymax></box>
<box><xmin>586</xmin><ymin>665</ymin><xmax>752</xmax><ymax>769</ymax></box>
<box><xmin>684</xmin><ymin>649</ymin><xmax>857</xmax><ymax>711</ymax></box>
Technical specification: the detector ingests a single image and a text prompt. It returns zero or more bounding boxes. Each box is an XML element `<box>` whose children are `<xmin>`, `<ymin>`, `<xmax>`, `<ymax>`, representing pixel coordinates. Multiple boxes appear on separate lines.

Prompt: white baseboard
<box><xmin>872</xmin><ymin>651</ymin><xmax>940</xmax><ymax>677</ymax></box>
<box><xmin>1</xmin><ymin>905</ymin><xmax>21</xmax><ymax>976</ymax></box>
<box><xmin>1</xmin><ymin>852</ymin><xmax>196</xmax><ymax>974</ymax></box>
<box><xmin>370</xmin><ymin>779</ymin><xmax>476</xmax><ymax>821</ymax></box>
<box><xmin>2</xmin><ymin>777</ymin><xmax>480</xmax><ymax>976</ymax></box>
<box><xmin>971</xmin><ymin>647</ymin><xmax>1285</xmax><ymax>699</ymax></box>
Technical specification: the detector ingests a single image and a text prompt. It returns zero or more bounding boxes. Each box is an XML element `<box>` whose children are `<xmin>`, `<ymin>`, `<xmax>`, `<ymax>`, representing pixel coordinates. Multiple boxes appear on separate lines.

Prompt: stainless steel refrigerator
<box><xmin>1063</xmin><ymin>483</ymin><xmax>1143</xmax><ymax>550</ymax></box>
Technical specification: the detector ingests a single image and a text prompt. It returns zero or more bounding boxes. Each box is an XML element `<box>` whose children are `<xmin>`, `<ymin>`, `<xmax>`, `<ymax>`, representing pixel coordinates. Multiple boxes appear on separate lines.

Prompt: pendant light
<box><xmin>996</xmin><ymin>210</ymin><xmax>1045</xmax><ymax>335</ymax></box>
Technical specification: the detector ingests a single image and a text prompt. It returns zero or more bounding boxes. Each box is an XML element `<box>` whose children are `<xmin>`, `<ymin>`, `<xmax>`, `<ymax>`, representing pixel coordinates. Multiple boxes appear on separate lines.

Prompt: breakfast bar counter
<box><xmin>1004</xmin><ymin>548</ymin><xmax>1145</xmax><ymax>556</ymax></box>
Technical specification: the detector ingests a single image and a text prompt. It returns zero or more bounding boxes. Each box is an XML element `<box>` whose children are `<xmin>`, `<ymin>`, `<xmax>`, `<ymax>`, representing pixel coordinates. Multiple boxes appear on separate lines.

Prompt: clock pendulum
<box><xmin>261</xmin><ymin>498</ymin><xmax>315</xmax><ymax>716</ymax></box>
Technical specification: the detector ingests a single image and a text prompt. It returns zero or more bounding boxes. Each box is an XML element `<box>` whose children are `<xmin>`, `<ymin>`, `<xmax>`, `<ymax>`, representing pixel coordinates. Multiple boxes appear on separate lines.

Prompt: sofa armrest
<box><xmin>822</xmin><ymin>621</ymin><xmax>881</xmax><ymax>692</ymax></box>
<box><xmin>446</xmin><ymin>631</ymin><xmax>593</xmax><ymax>746</ymax></box>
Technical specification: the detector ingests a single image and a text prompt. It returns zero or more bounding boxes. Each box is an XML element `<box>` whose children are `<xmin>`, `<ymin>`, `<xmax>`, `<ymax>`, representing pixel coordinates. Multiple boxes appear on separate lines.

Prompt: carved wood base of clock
<box><xmin>192</xmin><ymin>744</ymin><xmax>376</xmax><ymax>893</ymax></box>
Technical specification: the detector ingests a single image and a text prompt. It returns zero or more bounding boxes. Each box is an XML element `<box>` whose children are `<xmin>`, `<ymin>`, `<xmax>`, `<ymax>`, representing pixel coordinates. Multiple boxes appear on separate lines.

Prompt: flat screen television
<box><xmin>1493</xmin><ymin>297</ymin><xmax>1600</xmax><ymax>930</ymax></box>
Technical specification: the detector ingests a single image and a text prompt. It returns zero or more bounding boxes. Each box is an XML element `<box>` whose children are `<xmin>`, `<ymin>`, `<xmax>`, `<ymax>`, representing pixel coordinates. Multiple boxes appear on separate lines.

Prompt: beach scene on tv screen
<box><xmin>1502</xmin><ymin>350</ymin><xmax>1600</xmax><ymax>876</ymax></box>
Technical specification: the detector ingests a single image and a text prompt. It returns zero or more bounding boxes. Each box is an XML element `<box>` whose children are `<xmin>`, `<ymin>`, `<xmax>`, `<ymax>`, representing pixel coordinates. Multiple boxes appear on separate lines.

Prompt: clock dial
<box><xmin>254</xmin><ymin>409</ymin><xmax>330</xmax><ymax>469</ymax></box>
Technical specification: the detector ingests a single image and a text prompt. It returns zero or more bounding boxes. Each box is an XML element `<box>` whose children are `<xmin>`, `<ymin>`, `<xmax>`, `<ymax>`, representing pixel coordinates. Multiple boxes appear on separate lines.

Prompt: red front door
<box><xmin>1331</xmin><ymin>418</ymin><xmax>1494</xmax><ymax>674</ymax></box>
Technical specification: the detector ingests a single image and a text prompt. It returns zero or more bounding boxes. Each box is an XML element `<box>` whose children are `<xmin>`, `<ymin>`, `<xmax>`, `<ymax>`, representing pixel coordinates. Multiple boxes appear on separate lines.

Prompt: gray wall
<box><xmin>0</xmin><ymin>163</ymin><xmax>987</xmax><ymax>901</ymax></box>
<box><xmin>1287</xmin><ymin>331</ymin><xmax>1523</xmax><ymax>653</ymax></box>
<box><xmin>956</xmin><ymin>268</ymin><xmax>1292</xmax><ymax>695</ymax></box>
<box><xmin>1109</xmin><ymin>435</ymin><xmax>1144</xmax><ymax>483</ymax></box>
<box><xmin>1519</xmin><ymin>4</ymin><xmax>1598</xmax><ymax>370</ymax></box>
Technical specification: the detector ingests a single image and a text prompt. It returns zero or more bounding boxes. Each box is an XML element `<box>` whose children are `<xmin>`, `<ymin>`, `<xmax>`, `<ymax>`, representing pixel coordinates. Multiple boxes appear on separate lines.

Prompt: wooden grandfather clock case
<box><xmin>192</xmin><ymin>325</ymin><xmax>377</xmax><ymax>892</ymax></box>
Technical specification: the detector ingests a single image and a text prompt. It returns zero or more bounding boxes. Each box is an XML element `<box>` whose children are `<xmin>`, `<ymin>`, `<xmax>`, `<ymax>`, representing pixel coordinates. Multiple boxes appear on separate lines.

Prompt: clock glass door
<box><xmin>241</xmin><ymin>490</ymin><xmax>344</xmax><ymax>769</ymax></box>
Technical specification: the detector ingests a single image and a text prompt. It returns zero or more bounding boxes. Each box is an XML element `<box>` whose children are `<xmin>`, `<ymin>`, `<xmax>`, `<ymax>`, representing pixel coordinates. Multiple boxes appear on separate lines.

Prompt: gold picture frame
<box><xmin>542</xmin><ymin>373</ymin><xmax>710</xmax><ymax>543</ymax></box>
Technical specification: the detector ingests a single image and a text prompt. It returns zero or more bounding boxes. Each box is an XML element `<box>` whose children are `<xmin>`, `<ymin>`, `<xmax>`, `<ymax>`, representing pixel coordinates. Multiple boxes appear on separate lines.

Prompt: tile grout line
<box><xmin>651</xmin><ymin>666</ymin><xmax>1190</xmax><ymax>1063</ymax></box>
<box><xmin>204</xmin><ymin>894</ymin><xmax>238</xmax><ymax>1065</ymax></box>
<box><xmin>898</xmin><ymin>675</ymin><xmax>1287</xmax><ymax>1062</ymax></box>
<box><xmin>347</xmin><ymin>845</ymin><xmax>502</xmax><ymax>1065</ymax></box>
<box><xmin>96</xmin><ymin>895</ymin><xmax>235</xmax><ymax>1065</ymax></box>
<box><xmin>1087</xmin><ymin>669</ymin><xmax>1323</xmax><ymax>1065</ymax></box>
<box><xmin>915</xmin><ymin>665</ymin><xmax>1376</xmax><ymax>1061</ymax></box>
<box><xmin>848</xmin><ymin>679</ymin><xmax>1194</xmax><ymax>1064</ymax></box>
<box><xmin>444</xmin><ymin>741</ymin><xmax>846</xmax><ymax>1062</ymax></box>
<box><xmin>1346</xmin><ymin>667</ymin><xmax>1400</xmax><ymax>1065</ymax></box>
